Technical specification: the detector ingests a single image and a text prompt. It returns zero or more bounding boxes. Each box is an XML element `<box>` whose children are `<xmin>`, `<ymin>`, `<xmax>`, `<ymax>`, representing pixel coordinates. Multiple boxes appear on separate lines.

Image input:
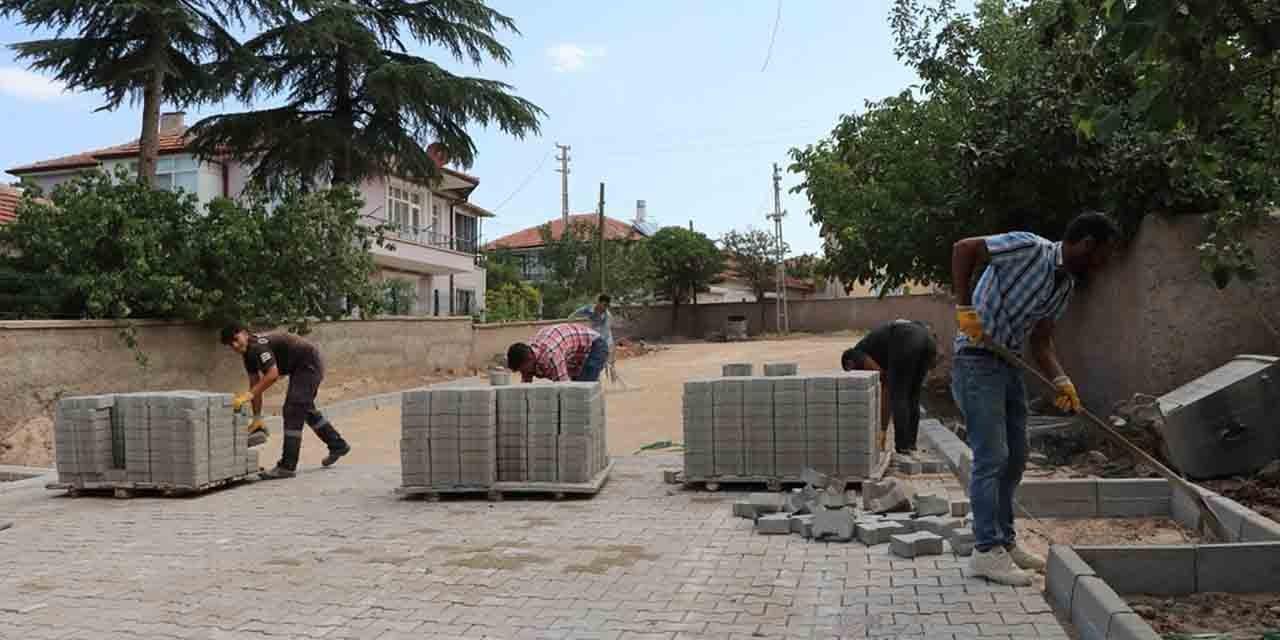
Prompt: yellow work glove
<box><xmin>1053</xmin><ymin>376</ymin><xmax>1082</xmax><ymax>413</ymax></box>
<box><xmin>956</xmin><ymin>305</ymin><xmax>984</xmax><ymax>342</ymax></box>
<box><xmin>247</xmin><ymin>417</ymin><xmax>266</xmax><ymax>433</ymax></box>
<box><xmin>232</xmin><ymin>392</ymin><xmax>254</xmax><ymax>413</ymax></box>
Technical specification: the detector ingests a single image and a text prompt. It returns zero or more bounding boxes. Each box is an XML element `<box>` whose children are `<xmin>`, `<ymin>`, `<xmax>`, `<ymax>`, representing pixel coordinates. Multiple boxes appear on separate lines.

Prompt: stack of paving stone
<box><xmin>682</xmin><ymin>371</ymin><xmax>881</xmax><ymax>483</ymax></box>
<box><xmin>54</xmin><ymin>391</ymin><xmax>255</xmax><ymax>489</ymax></box>
<box><xmin>53</xmin><ymin>394</ymin><xmax>115</xmax><ymax>486</ymax></box>
<box><xmin>401</xmin><ymin>382</ymin><xmax>609</xmax><ymax>489</ymax></box>
<box><xmin>400</xmin><ymin>386</ymin><xmax>497</xmax><ymax>488</ymax></box>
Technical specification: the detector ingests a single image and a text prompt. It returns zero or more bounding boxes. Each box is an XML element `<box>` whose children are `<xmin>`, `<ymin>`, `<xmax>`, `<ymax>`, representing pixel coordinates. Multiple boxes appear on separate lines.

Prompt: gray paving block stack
<box><xmin>116</xmin><ymin>392</ymin><xmax>153</xmax><ymax>483</ymax></box>
<box><xmin>458</xmin><ymin>388</ymin><xmax>497</xmax><ymax>486</ymax></box>
<box><xmin>428</xmin><ymin>387</ymin><xmax>463</xmax><ymax>486</ymax></box>
<box><xmin>525</xmin><ymin>386</ymin><xmax>560</xmax><ymax>482</ymax></box>
<box><xmin>836</xmin><ymin>371</ymin><xmax>879</xmax><ymax>478</ymax></box>
<box><xmin>721</xmin><ymin>363</ymin><xmax>753</xmax><ymax>377</ymax></box>
<box><xmin>400</xmin><ymin>388</ymin><xmax>432</xmax><ymax>487</ymax></box>
<box><xmin>54</xmin><ymin>394</ymin><xmax>115</xmax><ymax>486</ymax></box>
<box><xmin>558</xmin><ymin>382</ymin><xmax>606</xmax><ymax>483</ymax></box>
<box><xmin>804</xmin><ymin>376</ymin><xmax>839</xmax><ymax>476</ymax></box>
<box><xmin>742</xmin><ymin>378</ymin><xmax>774</xmax><ymax>477</ymax></box>
<box><xmin>712</xmin><ymin>379</ymin><xmax>746</xmax><ymax>476</ymax></box>
<box><xmin>763</xmin><ymin>362</ymin><xmax>798</xmax><ymax>377</ymax></box>
<box><xmin>682</xmin><ymin>379</ymin><xmax>714</xmax><ymax>479</ymax></box>
<box><xmin>495</xmin><ymin>386</ymin><xmax>527</xmax><ymax>482</ymax></box>
<box><xmin>773</xmin><ymin>377</ymin><xmax>807</xmax><ymax>478</ymax></box>
<box><xmin>148</xmin><ymin>392</ymin><xmax>215</xmax><ymax>488</ymax></box>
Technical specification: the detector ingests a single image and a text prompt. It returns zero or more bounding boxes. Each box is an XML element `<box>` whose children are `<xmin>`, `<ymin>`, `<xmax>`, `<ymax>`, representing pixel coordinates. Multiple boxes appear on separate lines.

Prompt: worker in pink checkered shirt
<box><xmin>507</xmin><ymin>323</ymin><xmax>609</xmax><ymax>383</ymax></box>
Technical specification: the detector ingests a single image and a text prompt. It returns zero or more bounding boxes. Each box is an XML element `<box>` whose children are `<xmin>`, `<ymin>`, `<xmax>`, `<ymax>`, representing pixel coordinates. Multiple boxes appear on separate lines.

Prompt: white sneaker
<box><xmin>1008</xmin><ymin>545</ymin><xmax>1046</xmax><ymax>572</ymax></box>
<box><xmin>969</xmin><ymin>546</ymin><xmax>1034</xmax><ymax>586</ymax></box>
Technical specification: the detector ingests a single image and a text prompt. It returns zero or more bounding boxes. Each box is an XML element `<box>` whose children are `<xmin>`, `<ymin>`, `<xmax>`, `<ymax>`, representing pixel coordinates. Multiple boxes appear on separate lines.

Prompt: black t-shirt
<box><xmin>242</xmin><ymin>333</ymin><xmax>315</xmax><ymax>377</ymax></box>
<box><xmin>849</xmin><ymin>322</ymin><xmax>895</xmax><ymax>369</ymax></box>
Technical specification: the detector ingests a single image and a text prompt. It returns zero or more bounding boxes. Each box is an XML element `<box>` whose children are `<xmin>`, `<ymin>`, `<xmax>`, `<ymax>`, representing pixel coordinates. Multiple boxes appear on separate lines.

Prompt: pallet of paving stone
<box><xmin>45</xmin><ymin>468</ymin><xmax>262</xmax><ymax>499</ymax></box>
<box><xmin>397</xmin><ymin>460</ymin><xmax>613</xmax><ymax>501</ymax></box>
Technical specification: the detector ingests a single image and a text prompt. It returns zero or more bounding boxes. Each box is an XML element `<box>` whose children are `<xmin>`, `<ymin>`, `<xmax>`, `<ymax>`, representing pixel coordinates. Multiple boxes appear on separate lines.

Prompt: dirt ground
<box><xmin>1128</xmin><ymin>592</ymin><xmax>1280</xmax><ymax>639</ymax></box>
<box><xmin>1014</xmin><ymin>517</ymin><xmax>1199</xmax><ymax>560</ymax></box>
<box><xmin>278</xmin><ymin>334</ymin><xmax>864</xmax><ymax>468</ymax></box>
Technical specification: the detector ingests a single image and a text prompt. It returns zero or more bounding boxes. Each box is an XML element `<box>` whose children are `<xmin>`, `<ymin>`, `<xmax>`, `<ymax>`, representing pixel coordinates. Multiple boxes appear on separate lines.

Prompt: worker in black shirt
<box><xmin>841</xmin><ymin>319</ymin><xmax>939</xmax><ymax>456</ymax></box>
<box><xmin>220</xmin><ymin>322</ymin><xmax>351</xmax><ymax>478</ymax></box>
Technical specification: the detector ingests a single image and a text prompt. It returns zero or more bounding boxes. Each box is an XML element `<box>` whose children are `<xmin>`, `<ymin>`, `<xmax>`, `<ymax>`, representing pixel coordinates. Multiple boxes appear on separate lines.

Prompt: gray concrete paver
<box><xmin>0</xmin><ymin>454</ymin><xmax>1064</xmax><ymax>639</ymax></box>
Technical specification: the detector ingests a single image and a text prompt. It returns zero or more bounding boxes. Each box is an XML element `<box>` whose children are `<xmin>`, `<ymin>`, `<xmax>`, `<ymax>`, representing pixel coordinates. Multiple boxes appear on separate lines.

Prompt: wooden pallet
<box><xmin>397</xmin><ymin>461</ymin><xmax>613</xmax><ymax>501</ymax></box>
<box><xmin>47</xmin><ymin>469</ymin><xmax>262</xmax><ymax>498</ymax></box>
<box><xmin>670</xmin><ymin>451</ymin><xmax>893</xmax><ymax>492</ymax></box>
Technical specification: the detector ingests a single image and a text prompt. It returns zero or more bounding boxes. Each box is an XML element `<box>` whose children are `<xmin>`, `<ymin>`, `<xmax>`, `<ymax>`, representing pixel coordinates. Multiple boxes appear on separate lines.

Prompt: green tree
<box><xmin>790</xmin><ymin>0</ymin><xmax>1278</xmax><ymax>291</ymax></box>
<box><xmin>483</xmin><ymin>250</ymin><xmax>524</xmax><ymax>292</ymax></box>
<box><xmin>0</xmin><ymin>170</ymin><xmax>392</xmax><ymax>335</ymax></box>
<box><xmin>486</xmin><ymin>281</ymin><xmax>541</xmax><ymax>322</ymax></box>
<box><xmin>536</xmin><ymin>219</ymin><xmax>655</xmax><ymax>318</ymax></box>
<box><xmin>0</xmin><ymin>0</ymin><xmax>258</xmax><ymax>185</ymax></box>
<box><xmin>648</xmin><ymin>226</ymin><xmax>724</xmax><ymax>325</ymax></box>
<box><xmin>187</xmin><ymin>0</ymin><xmax>544</xmax><ymax>192</ymax></box>
<box><xmin>721</xmin><ymin>228</ymin><xmax>787</xmax><ymax>327</ymax></box>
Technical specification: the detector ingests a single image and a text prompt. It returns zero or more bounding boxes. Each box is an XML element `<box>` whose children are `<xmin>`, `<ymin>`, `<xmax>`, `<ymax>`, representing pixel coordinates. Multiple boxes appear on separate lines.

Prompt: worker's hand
<box><xmin>247</xmin><ymin>417</ymin><xmax>266</xmax><ymax>433</ymax></box>
<box><xmin>1053</xmin><ymin>376</ymin><xmax>1082</xmax><ymax>413</ymax></box>
<box><xmin>956</xmin><ymin>305</ymin><xmax>984</xmax><ymax>342</ymax></box>
<box><xmin>232</xmin><ymin>392</ymin><xmax>254</xmax><ymax>412</ymax></box>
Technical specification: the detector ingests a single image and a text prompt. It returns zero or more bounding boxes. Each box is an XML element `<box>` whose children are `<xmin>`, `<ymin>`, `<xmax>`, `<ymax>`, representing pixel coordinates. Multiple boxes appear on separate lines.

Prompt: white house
<box><xmin>6</xmin><ymin>112</ymin><xmax>491</xmax><ymax>317</ymax></box>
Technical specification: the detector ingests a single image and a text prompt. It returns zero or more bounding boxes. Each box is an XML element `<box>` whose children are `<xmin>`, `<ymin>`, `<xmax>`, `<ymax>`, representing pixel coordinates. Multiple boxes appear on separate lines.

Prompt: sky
<box><xmin>0</xmin><ymin>1</ymin><xmax>942</xmax><ymax>256</ymax></box>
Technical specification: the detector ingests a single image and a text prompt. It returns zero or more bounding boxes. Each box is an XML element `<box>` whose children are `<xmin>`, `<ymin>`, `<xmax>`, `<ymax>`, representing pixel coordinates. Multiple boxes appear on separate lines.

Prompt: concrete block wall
<box><xmin>683</xmin><ymin>371</ymin><xmax>881</xmax><ymax>481</ymax></box>
<box><xmin>54</xmin><ymin>391</ymin><xmax>250</xmax><ymax>489</ymax></box>
<box><xmin>401</xmin><ymin>381</ymin><xmax>608</xmax><ymax>489</ymax></box>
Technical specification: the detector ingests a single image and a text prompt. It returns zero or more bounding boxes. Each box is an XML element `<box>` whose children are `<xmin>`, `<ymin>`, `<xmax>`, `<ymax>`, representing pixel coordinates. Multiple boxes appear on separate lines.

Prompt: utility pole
<box><xmin>598</xmin><ymin>182</ymin><xmax>606</xmax><ymax>294</ymax></box>
<box><xmin>555</xmin><ymin>143</ymin><xmax>571</xmax><ymax>226</ymax></box>
<box><xmin>767</xmin><ymin>163</ymin><xmax>789</xmax><ymax>334</ymax></box>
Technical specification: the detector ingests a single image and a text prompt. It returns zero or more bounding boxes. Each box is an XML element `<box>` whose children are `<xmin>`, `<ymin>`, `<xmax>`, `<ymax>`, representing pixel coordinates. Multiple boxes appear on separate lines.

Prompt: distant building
<box><xmin>485</xmin><ymin>201</ymin><xmax>656</xmax><ymax>282</ymax></box>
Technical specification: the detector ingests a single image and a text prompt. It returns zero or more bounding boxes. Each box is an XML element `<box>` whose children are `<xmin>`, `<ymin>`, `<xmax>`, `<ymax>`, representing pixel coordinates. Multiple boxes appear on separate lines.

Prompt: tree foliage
<box><xmin>187</xmin><ymin>0</ymin><xmax>544</xmax><ymax>191</ymax></box>
<box><xmin>790</xmin><ymin>0</ymin><xmax>1279</xmax><ymax>292</ymax></box>
<box><xmin>535</xmin><ymin>219</ymin><xmax>655</xmax><ymax>318</ymax></box>
<box><xmin>720</xmin><ymin>228</ymin><xmax>787</xmax><ymax>302</ymax></box>
<box><xmin>0</xmin><ymin>0</ymin><xmax>262</xmax><ymax>185</ymax></box>
<box><xmin>648</xmin><ymin>226</ymin><xmax>724</xmax><ymax>309</ymax></box>
<box><xmin>485</xmin><ymin>282</ymin><xmax>541</xmax><ymax>322</ymax></box>
<box><xmin>0</xmin><ymin>170</ymin><xmax>392</xmax><ymax>333</ymax></box>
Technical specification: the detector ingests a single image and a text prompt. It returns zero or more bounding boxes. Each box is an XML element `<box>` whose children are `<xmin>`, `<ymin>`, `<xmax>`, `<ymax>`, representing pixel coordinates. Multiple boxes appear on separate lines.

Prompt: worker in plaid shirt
<box><xmin>507</xmin><ymin>323</ymin><xmax>609</xmax><ymax>383</ymax></box>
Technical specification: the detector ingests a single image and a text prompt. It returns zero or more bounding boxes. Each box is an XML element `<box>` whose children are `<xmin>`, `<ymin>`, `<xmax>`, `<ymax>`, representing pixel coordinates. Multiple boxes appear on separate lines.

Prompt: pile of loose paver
<box><xmin>683</xmin><ymin>367</ymin><xmax>881</xmax><ymax>484</ymax></box>
<box><xmin>53</xmin><ymin>391</ymin><xmax>259</xmax><ymax>492</ymax></box>
<box><xmin>400</xmin><ymin>381</ymin><xmax>609</xmax><ymax>493</ymax></box>
<box><xmin>735</xmin><ymin>469</ymin><xmax>977</xmax><ymax>558</ymax></box>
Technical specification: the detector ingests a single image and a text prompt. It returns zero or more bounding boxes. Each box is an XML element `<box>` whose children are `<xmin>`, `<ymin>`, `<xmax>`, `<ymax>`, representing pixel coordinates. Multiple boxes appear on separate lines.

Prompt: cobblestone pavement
<box><xmin>0</xmin><ymin>454</ymin><xmax>1067</xmax><ymax>639</ymax></box>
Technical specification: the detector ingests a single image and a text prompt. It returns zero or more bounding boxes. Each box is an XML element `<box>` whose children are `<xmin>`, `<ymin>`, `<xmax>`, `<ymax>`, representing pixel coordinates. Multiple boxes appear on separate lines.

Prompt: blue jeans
<box><xmin>951</xmin><ymin>350</ymin><xmax>1028</xmax><ymax>551</ymax></box>
<box><xmin>574</xmin><ymin>338</ymin><xmax>609</xmax><ymax>382</ymax></box>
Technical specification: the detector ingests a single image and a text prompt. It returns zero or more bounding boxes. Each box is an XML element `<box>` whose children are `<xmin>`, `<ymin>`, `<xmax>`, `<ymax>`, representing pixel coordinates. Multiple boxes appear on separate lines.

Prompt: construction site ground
<box><xmin>1126</xmin><ymin>592</ymin><xmax>1280</xmax><ymax>639</ymax></box>
<box><xmin>0</xmin><ymin>335</ymin><xmax>1083</xmax><ymax>640</ymax></box>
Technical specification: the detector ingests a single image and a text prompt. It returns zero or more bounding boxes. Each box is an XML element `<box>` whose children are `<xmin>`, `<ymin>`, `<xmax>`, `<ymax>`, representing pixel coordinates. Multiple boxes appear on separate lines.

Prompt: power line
<box><xmin>491</xmin><ymin>150</ymin><xmax>552</xmax><ymax>213</ymax></box>
<box><xmin>761</xmin><ymin>0</ymin><xmax>783</xmax><ymax>72</ymax></box>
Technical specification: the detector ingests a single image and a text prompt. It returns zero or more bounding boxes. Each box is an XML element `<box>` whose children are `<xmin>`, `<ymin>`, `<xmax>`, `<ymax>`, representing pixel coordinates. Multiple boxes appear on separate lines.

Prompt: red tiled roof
<box><xmin>0</xmin><ymin>186</ymin><xmax>19</xmax><ymax>224</ymax></box>
<box><xmin>719</xmin><ymin>256</ymin><xmax>816</xmax><ymax>292</ymax></box>
<box><xmin>8</xmin><ymin>127</ymin><xmax>193</xmax><ymax>175</ymax></box>
<box><xmin>485</xmin><ymin>213</ymin><xmax>648</xmax><ymax>250</ymax></box>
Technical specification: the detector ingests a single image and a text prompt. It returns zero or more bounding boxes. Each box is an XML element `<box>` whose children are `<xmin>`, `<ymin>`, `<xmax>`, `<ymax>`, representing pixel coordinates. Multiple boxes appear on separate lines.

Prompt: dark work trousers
<box><xmin>279</xmin><ymin>353</ymin><xmax>348</xmax><ymax>470</ymax></box>
<box><xmin>885</xmin><ymin>321</ymin><xmax>938</xmax><ymax>452</ymax></box>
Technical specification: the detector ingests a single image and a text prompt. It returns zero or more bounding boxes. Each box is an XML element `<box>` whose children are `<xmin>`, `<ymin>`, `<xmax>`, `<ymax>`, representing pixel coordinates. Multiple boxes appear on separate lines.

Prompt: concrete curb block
<box><xmin>0</xmin><ymin>466</ymin><xmax>56</xmax><ymax>494</ymax></box>
<box><xmin>1072</xmin><ymin>545</ymin><xmax>1197</xmax><ymax>596</ymax></box>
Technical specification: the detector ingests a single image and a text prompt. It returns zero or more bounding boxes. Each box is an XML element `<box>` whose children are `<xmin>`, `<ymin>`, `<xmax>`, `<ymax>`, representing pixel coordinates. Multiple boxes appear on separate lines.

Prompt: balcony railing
<box><xmin>365</xmin><ymin>216</ymin><xmax>481</xmax><ymax>255</ymax></box>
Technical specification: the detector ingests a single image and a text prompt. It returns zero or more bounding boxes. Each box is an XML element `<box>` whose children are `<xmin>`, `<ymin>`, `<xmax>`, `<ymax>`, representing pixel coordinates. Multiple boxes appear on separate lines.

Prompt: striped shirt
<box><xmin>955</xmin><ymin>232</ymin><xmax>1075</xmax><ymax>353</ymax></box>
<box><xmin>529</xmin><ymin>323</ymin><xmax>601</xmax><ymax>382</ymax></box>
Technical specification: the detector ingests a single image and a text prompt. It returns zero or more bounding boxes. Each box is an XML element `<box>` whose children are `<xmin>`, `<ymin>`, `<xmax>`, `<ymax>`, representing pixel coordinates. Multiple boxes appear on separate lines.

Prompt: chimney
<box><xmin>159</xmin><ymin>111</ymin><xmax>186</xmax><ymax>133</ymax></box>
<box><xmin>635</xmin><ymin>199</ymin><xmax>647</xmax><ymax>223</ymax></box>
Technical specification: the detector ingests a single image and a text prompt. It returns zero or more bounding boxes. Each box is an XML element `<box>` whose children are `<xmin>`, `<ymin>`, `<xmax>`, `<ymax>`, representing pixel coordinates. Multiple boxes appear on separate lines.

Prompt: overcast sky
<box><xmin>0</xmin><ymin>1</ymin><xmax>958</xmax><ymax>256</ymax></box>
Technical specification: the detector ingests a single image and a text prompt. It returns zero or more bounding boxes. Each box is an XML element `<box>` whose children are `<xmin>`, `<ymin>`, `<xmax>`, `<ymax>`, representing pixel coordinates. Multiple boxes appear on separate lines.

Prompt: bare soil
<box><xmin>1202</xmin><ymin>477</ymin><xmax>1280</xmax><ymax>524</ymax></box>
<box><xmin>1015</xmin><ymin>517</ymin><xmax>1199</xmax><ymax>560</ymax></box>
<box><xmin>1128</xmin><ymin>592</ymin><xmax>1280</xmax><ymax>639</ymax></box>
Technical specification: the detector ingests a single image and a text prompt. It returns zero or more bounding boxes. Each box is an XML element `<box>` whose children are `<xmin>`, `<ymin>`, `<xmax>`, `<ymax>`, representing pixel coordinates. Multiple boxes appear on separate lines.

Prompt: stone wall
<box><xmin>470</xmin><ymin>319</ymin><xmax>579</xmax><ymax>370</ymax></box>
<box><xmin>0</xmin><ymin>316</ymin><xmax>475</xmax><ymax>463</ymax></box>
<box><xmin>1054</xmin><ymin>214</ymin><xmax>1280</xmax><ymax>412</ymax></box>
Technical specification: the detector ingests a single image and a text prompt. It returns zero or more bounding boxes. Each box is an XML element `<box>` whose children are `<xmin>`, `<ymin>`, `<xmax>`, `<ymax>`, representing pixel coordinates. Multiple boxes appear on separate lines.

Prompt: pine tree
<box><xmin>0</xmin><ymin>1</ymin><xmax>263</xmax><ymax>185</ymax></box>
<box><xmin>187</xmin><ymin>0</ymin><xmax>544</xmax><ymax>192</ymax></box>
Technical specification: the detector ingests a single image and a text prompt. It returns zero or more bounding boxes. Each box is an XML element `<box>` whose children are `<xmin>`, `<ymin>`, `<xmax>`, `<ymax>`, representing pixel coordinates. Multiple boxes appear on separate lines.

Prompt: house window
<box><xmin>129</xmin><ymin>156</ymin><xmax>200</xmax><ymax>194</ymax></box>
<box><xmin>455</xmin><ymin>289</ymin><xmax>475</xmax><ymax>315</ymax></box>
<box><xmin>430</xmin><ymin>203</ymin><xmax>442</xmax><ymax>244</ymax></box>
<box><xmin>387</xmin><ymin>183</ymin><xmax>423</xmax><ymax>240</ymax></box>
<box><xmin>453</xmin><ymin>211</ymin><xmax>478</xmax><ymax>253</ymax></box>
